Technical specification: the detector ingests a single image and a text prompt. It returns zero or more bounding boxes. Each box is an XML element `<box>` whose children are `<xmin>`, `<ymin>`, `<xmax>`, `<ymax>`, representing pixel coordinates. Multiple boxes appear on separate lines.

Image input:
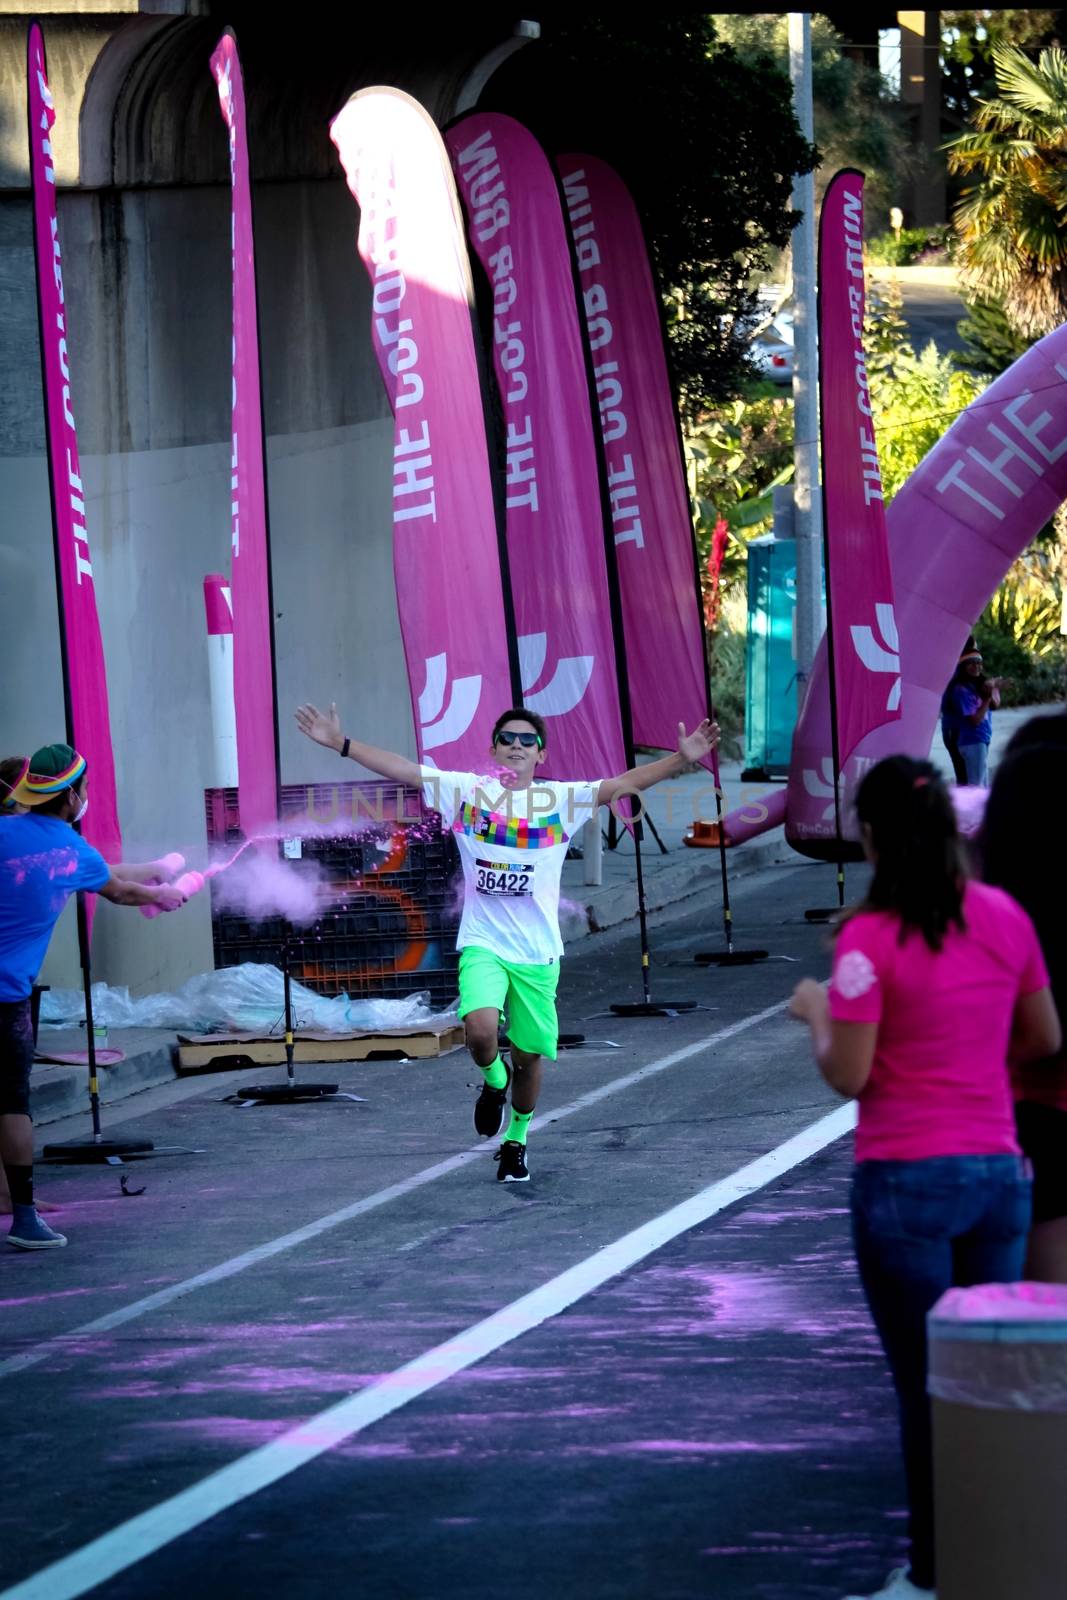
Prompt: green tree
<box><xmin>976</xmin><ymin>515</ymin><xmax>1067</xmax><ymax>703</ymax></box>
<box><xmin>684</xmin><ymin>390</ymin><xmax>797</xmax><ymax>749</ymax></box>
<box><xmin>714</xmin><ymin>13</ymin><xmax>913</xmax><ymax>221</ymax></box>
<box><xmin>686</xmin><ymin>392</ymin><xmax>795</xmax><ymax>607</ymax></box>
<box><xmin>872</xmin><ymin>346</ymin><xmax>988</xmax><ymax>503</ymax></box>
<box><xmin>941</xmin><ymin>10</ymin><xmax>1062</xmax><ymax>120</ymax></box>
<box><xmin>947</xmin><ymin>43</ymin><xmax>1067</xmax><ymax>337</ymax></box>
<box><xmin>864</xmin><ymin>279</ymin><xmax>911</xmax><ymax>381</ymax></box>
<box><xmin>864</xmin><ymin>285</ymin><xmax>987</xmax><ymax>499</ymax></box>
<box><xmin>485</xmin><ymin>16</ymin><xmax>816</xmax><ymax>409</ymax></box>
<box><xmin>953</xmin><ymin>294</ymin><xmax>1032</xmax><ymax>376</ymax></box>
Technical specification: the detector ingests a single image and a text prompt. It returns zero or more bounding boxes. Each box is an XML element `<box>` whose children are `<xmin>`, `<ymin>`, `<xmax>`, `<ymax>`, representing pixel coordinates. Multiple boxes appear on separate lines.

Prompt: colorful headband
<box><xmin>15</xmin><ymin>751</ymin><xmax>87</xmax><ymax>806</ymax></box>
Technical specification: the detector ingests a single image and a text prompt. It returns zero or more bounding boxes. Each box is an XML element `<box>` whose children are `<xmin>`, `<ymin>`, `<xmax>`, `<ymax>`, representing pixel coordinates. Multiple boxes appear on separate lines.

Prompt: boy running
<box><xmin>295</xmin><ymin>703</ymin><xmax>719</xmax><ymax>1181</ymax></box>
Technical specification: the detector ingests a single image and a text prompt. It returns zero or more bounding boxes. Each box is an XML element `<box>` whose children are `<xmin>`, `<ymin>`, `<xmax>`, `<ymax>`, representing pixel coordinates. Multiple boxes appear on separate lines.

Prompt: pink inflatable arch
<box><xmin>724</xmin><ymin>322</ymin><xmax>1067</xmax><ymax>857</ymax></box>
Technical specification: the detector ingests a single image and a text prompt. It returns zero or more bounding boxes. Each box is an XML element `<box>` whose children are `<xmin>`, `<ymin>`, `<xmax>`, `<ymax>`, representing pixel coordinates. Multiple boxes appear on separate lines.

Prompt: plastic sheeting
<box><xmin>39</xmin><ymin>963</ymin><xmax>457</xmax><ymax>1037</ymax></box>
<box><xmin>928</xmin><ymin>1282</ymin><xmax>1067</xmax><ymax>1413</ymax></box>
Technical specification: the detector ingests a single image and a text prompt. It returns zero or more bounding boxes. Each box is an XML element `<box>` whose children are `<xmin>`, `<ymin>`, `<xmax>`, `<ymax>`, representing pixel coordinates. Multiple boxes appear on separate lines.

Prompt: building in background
<box><xmin>826</xmin><ymin>9</ymin><xmax>948</xmax><ymax>226</ymax></box>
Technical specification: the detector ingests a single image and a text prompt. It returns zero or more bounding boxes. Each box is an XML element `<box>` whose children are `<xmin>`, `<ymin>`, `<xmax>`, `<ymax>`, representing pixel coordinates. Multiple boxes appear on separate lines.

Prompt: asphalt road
<box><xmin>896</xmin><ymin>280</ymin><xmax>967</xmax><ymax>360</ymax></box>
<box><xmin>1</xmin><ymin>856</ymin><xmax>910</xmax><ymax>1600</ymax></box>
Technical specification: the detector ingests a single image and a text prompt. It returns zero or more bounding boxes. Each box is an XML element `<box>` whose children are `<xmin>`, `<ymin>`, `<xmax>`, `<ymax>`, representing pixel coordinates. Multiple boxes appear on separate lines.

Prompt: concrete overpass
<box><xmin>0</xmin><ymin>3</ymin><xmax>538</xmax><ymax>992</ymax></box>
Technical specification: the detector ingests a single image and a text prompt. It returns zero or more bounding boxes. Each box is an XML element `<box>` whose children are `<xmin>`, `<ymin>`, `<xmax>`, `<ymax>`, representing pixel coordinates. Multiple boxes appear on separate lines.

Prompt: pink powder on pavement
<box><xmin>950</xmin><ymin>784</ymin><xmax>988</xmax><ymax>838</ymax></box>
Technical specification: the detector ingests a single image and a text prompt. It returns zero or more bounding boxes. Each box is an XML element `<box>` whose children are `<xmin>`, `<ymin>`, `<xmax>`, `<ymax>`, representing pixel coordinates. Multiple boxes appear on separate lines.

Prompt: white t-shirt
<box><xmin>422</xmin><ymin>769</ymin><xmax>602</xmax><ymax>964</ymax></box>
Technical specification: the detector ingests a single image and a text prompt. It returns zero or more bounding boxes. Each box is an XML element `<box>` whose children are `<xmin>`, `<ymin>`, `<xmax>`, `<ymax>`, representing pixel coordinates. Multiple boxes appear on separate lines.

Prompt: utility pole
<box><xmin>788</xmin><ymin>12</ymin><xmax>822</xmax><ymax>710</ymax></box>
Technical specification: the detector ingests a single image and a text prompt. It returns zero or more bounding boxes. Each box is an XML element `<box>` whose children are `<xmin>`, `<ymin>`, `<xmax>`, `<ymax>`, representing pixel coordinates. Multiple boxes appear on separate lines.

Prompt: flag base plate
<box><xmin>695</xmin><ymin>949</ymin><xmax>770</xmax><ymax>966</ymax></box>
<box><xmin>234</xmin><ymin>1083</ymin><xmax>341</xmax><ymax>1103</ymax></box>
<box><xmin>42</xmin><ymin>1135</ymin><xmax>155</xmax><ymax>1163</ymax></box>
<box><xmin>610</xmin><ymin>1000</ymin><xmax>698</xmax><ymax>1017</ymax></box>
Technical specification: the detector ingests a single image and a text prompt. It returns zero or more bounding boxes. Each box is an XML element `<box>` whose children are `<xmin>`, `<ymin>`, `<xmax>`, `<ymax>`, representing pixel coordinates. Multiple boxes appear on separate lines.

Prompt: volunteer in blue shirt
<box><xmin>0</xmin><ymin>745</ymin><xmax>187</xmax><ymax>1251</ymax></box>
<box><xmin>945</xmin><ymin>642</ymin><xmax>1003</xmax><ymax>787</ymax></box>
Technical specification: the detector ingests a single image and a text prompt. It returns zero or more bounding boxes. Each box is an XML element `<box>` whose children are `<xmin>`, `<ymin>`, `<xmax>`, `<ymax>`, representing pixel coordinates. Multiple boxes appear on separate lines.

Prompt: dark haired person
<box><xmin>982</xmin><ymin>709</ymin><xmax>1067</xmax><ymax>1282</ymax></box>
<box><xmin>296</xmin><ymin>701</ymin><xmax>718</xmax><ymax>1182</ymax></box>
<box><xmin>0</xmin><ymin>745</ymin><xmax>188</xmax><ymax>1250</ymax></box>
<box><xmin>942</xmin><ymin>639</ymin><xmax>1004</xmax><ymax>787</ymax></box>
<box><xmin>938</xmin><ymin>644</ymin><xmax>969</xmax><ymax>785</ymax></box>
<box><xmin>2</xmin><ymin>753</ymin><xmax>181</xmax><ymax>883</ymax></box>
<box><xmin>790</xmin><ymin>756</ymin><xmax>1060</xmax><ymax>1600</ymax></box>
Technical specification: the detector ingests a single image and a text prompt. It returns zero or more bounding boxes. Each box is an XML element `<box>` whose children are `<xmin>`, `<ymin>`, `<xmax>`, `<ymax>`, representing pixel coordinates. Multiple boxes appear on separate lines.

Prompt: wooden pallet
<box><xmin>176</xmin><ymin>1020</ymin><xmax>464</xmax><ymax>1072</ymax></box>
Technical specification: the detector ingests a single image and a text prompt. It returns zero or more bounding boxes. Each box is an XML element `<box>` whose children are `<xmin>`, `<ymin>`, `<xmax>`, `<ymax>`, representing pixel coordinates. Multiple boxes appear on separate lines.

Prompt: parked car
<box><xmin>751</xmin><ymin>312</ymin><xmax>794</xmax><ymax>385</ymax></box>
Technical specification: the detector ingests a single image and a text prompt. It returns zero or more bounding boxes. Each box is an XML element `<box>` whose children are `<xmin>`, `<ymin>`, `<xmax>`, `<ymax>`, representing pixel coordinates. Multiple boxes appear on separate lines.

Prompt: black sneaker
<box><xmin>474</xmin><ymin>1081</ymin><xmax>508</xmax><ymax>1137</ymax></box>
<box><xmin>495</xmin><ymin>1140</ymin><xmax>530</xmax><ymax>1183</ymax></box>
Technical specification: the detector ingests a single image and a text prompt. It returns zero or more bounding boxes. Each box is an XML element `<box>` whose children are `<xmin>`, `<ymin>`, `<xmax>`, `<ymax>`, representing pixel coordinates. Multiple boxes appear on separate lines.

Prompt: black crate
<box><xmin>297</xmin><ymin>961</ymin><xmax>459</xmax><ymax>1009</ymax></box>
<box><xmin>205</xmin><ymin>781</ymin><xmax>435</xmax><ymax>848</ymax></box>
<box><xmin>209</xmin><ymin>878</ymin><xmax>458</xmax><ymax>939</ymax></box>
<box><xmin>204</xmin><ymin>783</ymin><xmax>458</xmax><ymax>912</ymax></box>
<box><xmin>289</xmin><ymin>835</ymin><xmax>456</xmax><ymax>894</ymax></box>
<box><xmin>205</xmin><ymin>782</ymin><xmax>461</xmax><ymax>1004</ymax></box>
<box><xmin>212</xmin><ymin>927</ymin><xmax>459</xmax><ymax>1008</ymax></box>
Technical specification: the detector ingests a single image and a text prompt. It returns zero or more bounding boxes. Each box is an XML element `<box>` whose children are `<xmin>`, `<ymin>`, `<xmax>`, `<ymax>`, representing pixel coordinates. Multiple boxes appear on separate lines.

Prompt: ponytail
<box><xmin>849</xmin><ymin>756</ymin><xmax>966</xmax><ymax>951</ymax></box>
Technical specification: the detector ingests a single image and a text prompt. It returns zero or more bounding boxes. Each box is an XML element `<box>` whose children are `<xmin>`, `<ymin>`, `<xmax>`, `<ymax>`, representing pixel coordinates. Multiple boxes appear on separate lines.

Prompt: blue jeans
<box><xmin>960</xmin><ymin>740</ymin><xmax>989</xmax><ymax>786</ymax></box>
<box><xmin>851</xmin><ymin>1155</ymin><xmax>1031</xmax><ymax>1589</ymax></box>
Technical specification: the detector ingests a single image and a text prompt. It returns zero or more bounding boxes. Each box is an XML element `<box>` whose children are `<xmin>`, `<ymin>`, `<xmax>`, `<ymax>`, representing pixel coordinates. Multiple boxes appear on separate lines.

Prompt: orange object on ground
<box><xmin>683</xmin><ymin>820</ymin><xmax>725</xmax><ymax>848</ymax></box>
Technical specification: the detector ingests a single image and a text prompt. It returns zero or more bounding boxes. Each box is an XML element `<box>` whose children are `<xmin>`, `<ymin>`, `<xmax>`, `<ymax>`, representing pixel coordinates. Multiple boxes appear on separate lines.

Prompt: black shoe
<box><xmin>495</xmin><ymin>1140</ymin><xmax>530</xmax><ymax>1183</ymax></box>
<box><xmin>474</xmin><ymin>1081</ymin><xmax>508</xmax><ymax>1137</ymax></box>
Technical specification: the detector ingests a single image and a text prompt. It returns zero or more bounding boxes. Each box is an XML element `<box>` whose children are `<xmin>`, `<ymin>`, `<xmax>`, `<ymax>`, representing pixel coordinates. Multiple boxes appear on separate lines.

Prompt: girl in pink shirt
<box><xmin>790</xmin><ymin>755</ymin><xmax>1060</xmax><ymax>1600</ymax></box>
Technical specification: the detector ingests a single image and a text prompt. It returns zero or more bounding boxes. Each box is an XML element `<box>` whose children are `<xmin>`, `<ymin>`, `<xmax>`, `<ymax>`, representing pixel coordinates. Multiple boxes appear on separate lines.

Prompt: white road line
<box><xmin>0</xmin><ymin>1099</ymin><xmax>856</xmax><ymax>1600</ymax></box>
<box><xmin>1</xmin><ymin>999</ymin><xmax>790</xmax><ymax>1380</ymax></box>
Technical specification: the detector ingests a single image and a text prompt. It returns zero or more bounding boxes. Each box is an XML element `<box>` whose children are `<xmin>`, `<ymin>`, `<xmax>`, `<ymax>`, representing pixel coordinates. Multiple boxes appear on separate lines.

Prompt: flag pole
<box><xmin>806</xmin><ymin>168</ymin><xmax>861</xmax><ymax>923</ymax></box>
<box><xmin>817</xmin><ymin>480</ymin><xmax>848</xmax><ymax>915</ymax></box>
<box><xmin>554</xmin><ymin>154</ymin><xmax>695</xmax><ymax>1018</ymax></box>
<box><xmin>27</xmin><ymin>24</ymin><xmax>152</xmax><ymax>1164</ymax></box>
<box><xmin>632</xmin><ymin>220</ymin><xmax>771</xmax><ymax>968</ymax></box>
<box><xmin>209</xmin><ymin>29</ymin><xmax>348</xmax><ymax>1106</ymax></box>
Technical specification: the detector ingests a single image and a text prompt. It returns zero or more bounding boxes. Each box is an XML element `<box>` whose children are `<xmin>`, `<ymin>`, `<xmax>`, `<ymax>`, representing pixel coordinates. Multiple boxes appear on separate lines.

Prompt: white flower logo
<box><xmin>850</xmin><ymin>602</ymin><xmax>901</xmax><ymax>714</ymax></box>
<box><xmin>832</xmin><ymin>950</ymin><xmax>877</xmax><ymax>1000</ymax></box>
<box><xmin>418</xmin><ymin>653</ymin><xmax>482</xmax><ymax>752</ymax></box>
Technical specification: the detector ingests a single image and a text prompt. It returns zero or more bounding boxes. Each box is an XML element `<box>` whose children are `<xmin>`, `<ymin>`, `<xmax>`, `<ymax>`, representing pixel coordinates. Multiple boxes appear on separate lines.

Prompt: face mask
<box><xmin>71</xmin><ymin>791</ymin><xmax>89</xmax><ymax>824</ymax></box>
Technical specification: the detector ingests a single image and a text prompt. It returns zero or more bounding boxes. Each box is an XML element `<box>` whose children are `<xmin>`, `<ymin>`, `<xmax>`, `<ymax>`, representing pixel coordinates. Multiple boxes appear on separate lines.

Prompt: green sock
<box><xmin>504</xmin><ymin>1107</ymin><xmax>533</xmax><ymax>1145</ymax></box>
<box><xmin>481</xmin><ymin>1054</ymin><xmax>507</xmax><ymax>1090</ymax></box>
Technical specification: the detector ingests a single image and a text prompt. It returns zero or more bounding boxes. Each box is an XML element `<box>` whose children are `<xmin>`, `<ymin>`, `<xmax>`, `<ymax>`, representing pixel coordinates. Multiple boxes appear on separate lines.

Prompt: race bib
<box><xmin>475</xmin><ymin>857</ymin><xmax>534</xmax><ymax>897</ymax></box>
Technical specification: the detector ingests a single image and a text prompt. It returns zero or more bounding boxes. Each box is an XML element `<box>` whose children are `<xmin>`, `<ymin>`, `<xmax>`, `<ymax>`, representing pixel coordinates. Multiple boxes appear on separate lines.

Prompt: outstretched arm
<box><xmin>110</xmin><ymin>853</ymin><xmax>185</xmax><ymax>885</ymax></box>
<box><xmin>295</xmin><ymin>702</ymin><xmax>422</xmax><ymax>786</ymax></box>
<box><xmin>597</xmin><ymin>719</ymin><xmax>719</xmax><ymax>809</ymax></box>
<box><xmin>98</xmin><ymin>877</ymin><xmax>186</xmax><ymax>911</ymax></box>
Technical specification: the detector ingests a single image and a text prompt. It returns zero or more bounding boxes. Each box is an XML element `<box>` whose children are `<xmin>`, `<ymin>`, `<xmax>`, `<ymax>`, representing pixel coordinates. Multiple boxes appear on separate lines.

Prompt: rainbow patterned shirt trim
<box><xmin>454</xmin><ymin>802</ymin><xmax>564</xmax><ymax>851</ymax></box>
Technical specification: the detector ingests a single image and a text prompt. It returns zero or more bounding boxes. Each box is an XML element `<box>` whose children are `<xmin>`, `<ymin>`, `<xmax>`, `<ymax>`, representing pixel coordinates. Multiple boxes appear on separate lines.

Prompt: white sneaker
<box><xmin>843</xmin><ymin>1568</ymin><xmax>936</xmax><ymax>1600</ymax></box>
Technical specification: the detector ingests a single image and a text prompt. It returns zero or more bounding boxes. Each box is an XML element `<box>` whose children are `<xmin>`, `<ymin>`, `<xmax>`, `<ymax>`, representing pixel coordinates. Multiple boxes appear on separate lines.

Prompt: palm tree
<box><xmin>947</xmin><ymin>43</ymin><xmax>1067</xmax><ymax>338</ymax></box>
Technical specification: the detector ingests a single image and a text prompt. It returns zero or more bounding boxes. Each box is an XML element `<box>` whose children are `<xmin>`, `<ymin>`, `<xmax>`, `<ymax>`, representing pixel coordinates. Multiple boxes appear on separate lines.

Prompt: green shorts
<box><xmin>457</xmin><ymin>945</ymin><xmax>561</xmax><ymax>1061</ymax></box>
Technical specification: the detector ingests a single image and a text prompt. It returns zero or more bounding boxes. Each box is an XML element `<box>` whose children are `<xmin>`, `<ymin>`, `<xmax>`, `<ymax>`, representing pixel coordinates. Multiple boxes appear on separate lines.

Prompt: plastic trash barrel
<box><xmin>928</xmin><ymin>1282</ymin><xmax>1067</xmax><ymax>1600</ymax></box>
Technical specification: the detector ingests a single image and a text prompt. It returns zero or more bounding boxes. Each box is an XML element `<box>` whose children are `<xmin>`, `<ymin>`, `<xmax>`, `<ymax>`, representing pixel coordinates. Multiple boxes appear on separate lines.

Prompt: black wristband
<box><xmin>340</xmin><ymin>737</ymin><xmax>350</xmax><ymax>759</ymax></box>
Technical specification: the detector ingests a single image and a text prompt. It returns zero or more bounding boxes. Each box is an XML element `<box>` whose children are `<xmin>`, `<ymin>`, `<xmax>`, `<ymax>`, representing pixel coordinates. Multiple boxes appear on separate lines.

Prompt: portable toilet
<box><xmin>744</xmin><ymin>535</ymin><xmax>801</xmax><ymax>778</ymax></box>
<box><xmin>744</xmin><ymin>527</ymin><xmax>826</xmax><ymax>779</ymax></box>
